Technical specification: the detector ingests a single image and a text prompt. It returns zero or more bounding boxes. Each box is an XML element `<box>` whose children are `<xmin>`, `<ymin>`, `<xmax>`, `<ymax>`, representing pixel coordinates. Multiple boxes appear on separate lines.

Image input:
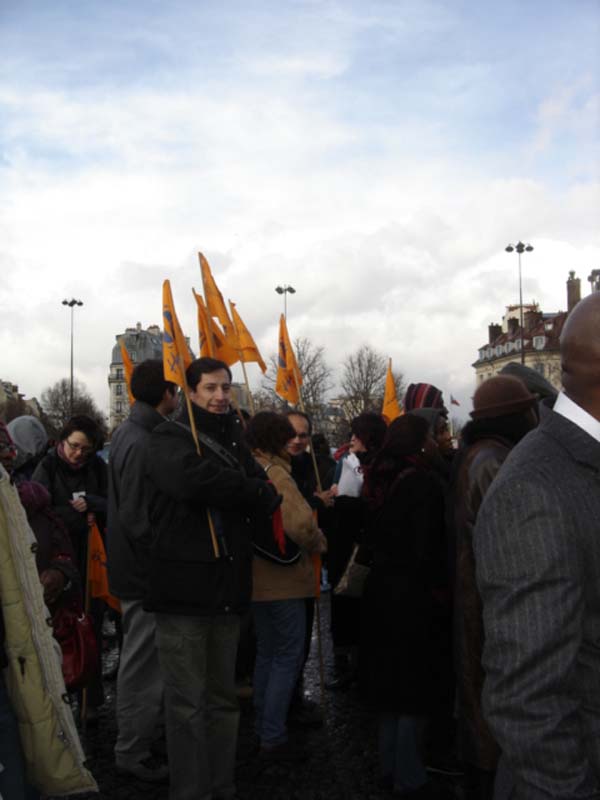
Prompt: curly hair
<box><xmin>244</xmin><ymin>411</ymin><xmax>296</xmax><ymax>456</ymax></box>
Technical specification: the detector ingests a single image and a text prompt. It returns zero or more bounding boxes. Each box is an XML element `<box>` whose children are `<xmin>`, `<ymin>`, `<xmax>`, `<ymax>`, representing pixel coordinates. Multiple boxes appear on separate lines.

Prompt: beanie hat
<box><xmin>470</xmin><ymin>375</ymin><xmax>538</xmax><ymax>420</ymax></box>
<box><xmin>404</xmin><ymin>383</ymin><xmax>445</xmax><ymax>413</ymax></box>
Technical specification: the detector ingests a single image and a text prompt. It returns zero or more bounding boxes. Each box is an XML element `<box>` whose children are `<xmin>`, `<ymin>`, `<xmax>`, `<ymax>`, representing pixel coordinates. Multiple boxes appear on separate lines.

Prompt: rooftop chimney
<box><xmin>488</xmin><ymin>323</ymin><xmax>502</xmax><ymax>344</ymax></box>
<box><xmin>567</xmin><ymin>271</ymin><xmax>581</xmax><ymax>312</ymax></box>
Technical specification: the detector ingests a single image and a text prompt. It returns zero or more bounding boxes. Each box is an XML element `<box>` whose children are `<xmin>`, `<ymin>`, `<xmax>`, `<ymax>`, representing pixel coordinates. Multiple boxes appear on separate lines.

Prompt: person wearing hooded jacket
<box><xmin>144</xmin><ymin>357</ymin><xmax>281</xmax><ymax>800</ymax></box>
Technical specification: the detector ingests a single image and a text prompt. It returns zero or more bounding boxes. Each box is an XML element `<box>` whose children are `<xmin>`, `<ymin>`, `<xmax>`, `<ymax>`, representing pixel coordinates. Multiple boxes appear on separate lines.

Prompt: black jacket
<box><xmin>107</xmin><ymin>401</ymin><xmax>167</xmax><ymax>600</ymax></box>
<box><xmin>143</xmin><ymin>405</ymin><xmax>270</xmax><ymax>616</ymax></box>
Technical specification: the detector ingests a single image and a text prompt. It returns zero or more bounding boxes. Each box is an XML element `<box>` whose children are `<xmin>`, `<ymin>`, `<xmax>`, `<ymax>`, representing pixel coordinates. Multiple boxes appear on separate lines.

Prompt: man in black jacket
<box><xmin>107</xmin><ymin>359</ymin><xmax>178</xmax><ymax>782</ymax></box>
<box><xmin>144</xmin><ymin>357</ymin><xmax>280</xmax><ymax>800</ymax></box>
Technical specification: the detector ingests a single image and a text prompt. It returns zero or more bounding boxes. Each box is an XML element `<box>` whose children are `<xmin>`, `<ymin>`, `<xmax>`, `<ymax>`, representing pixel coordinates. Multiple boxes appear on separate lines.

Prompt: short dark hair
<box><xmin>130</xmin><ymin>359</ymin><xmax>176</xmax><ymax>407</ymax></box>
<box><xmin>245</xmin><ymin>412</ymin><xmax>296</xmax><ymax>456</ymax></box>
<box><xmin>186</xmin><ymin>357</ymin><xmax>232</xmax><ymax>390</ymax></box>
<box><xmin>59</xmin><ymin>415</ymin><xmax>103</xmax><ymax>451</ymax></box>
<box><xmin>285</xmin><ymin>410</ymin><xmax>312</xmax><ymax>435</ymax></box>
<box><xmin>350</xmin><ymin>412</ymin><xmax>387</xmax><ymax>452</ymax></box>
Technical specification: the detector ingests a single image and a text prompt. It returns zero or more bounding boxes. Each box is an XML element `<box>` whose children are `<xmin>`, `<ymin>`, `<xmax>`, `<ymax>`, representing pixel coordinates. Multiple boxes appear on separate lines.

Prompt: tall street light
<box><xmin>505</xmin><ymin>242</ymin><xmax>533</xmax><ymax>365</ymax></box>
<box><xmin>62</xmin><ymin>298</ymin><xmax>84</xmax><ymax>416</ymax></box>
<box><xmin>275</xmin><ymin>284</ymin><xmax>296</xmax><ymax>319</ymax></box>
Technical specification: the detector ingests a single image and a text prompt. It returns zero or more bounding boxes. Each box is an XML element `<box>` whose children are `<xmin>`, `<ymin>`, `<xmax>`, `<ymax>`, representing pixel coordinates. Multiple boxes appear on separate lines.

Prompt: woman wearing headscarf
<box><xmin>361</xmin><ymin>414</ymin><xmax>451</xmax><ymax>798</ymax></box>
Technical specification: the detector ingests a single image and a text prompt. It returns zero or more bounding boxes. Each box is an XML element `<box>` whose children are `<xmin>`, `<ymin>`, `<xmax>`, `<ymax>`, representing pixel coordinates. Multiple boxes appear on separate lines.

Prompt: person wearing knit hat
<box><xmin>450</xmin><ymin>374</ymin><xmax>538</xmax><ymax>800</ymax></box>
<box><xmin>404</xmin><ymin>382</ymin><xmax>448</xmax><ymax>417</ymax></box>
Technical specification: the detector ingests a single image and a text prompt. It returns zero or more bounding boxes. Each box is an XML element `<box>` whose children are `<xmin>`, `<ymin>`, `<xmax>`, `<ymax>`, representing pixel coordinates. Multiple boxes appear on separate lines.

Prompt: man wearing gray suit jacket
<box><xmin>474</xmin><ymin>291</ymin><xmax>600</xmax><ymax>800</ymax></box>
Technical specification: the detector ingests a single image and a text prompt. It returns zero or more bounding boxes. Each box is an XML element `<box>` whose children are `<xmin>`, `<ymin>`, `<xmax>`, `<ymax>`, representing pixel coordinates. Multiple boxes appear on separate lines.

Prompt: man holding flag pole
<box><xmin>142</xmin><ymin>282</ymin><xmax>282</xmax><ymax>800</ymax></box>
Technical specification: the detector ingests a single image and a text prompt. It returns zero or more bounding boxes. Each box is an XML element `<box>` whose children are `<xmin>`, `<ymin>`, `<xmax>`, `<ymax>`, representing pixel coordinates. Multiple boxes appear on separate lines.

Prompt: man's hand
<box><xmin>70</xmin><ymin>496</ymin><xmax>88</xmax><ymax>513</ymax></box>
<box><xmin>314</xmin><ymin>488</ymin><xmax>335</xmax><ymax>508</ymax></box>
<box><xmin>40</xmin><ymin>568</ymin><xmax>66</xmax><ymax>605</ymax></box>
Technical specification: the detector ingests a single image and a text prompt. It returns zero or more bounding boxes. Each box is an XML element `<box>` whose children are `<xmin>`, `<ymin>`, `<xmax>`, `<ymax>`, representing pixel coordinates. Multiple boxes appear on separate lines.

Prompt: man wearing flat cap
<box><xmin>474</xmin><ymin>293</ymin><xmax>600</xmax><ymax>799</ymax></box>
<box><xmin>452</xmin><ymin>375</ymin><xmax>538</xmax><ymax>800</ymax></box>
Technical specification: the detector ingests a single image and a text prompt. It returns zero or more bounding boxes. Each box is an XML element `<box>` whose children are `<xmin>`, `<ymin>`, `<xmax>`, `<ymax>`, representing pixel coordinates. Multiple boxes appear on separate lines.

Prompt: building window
<box><xmin>116</xmin><ymin>401</ymin><xmax>123</xmax><ymax>413</ymax></box>
<box><xmin>533</xmin><ymin>363</ymin><xmax>545</xmax><ymax>377</ymax></box>
<box><xmin>533</xmin><ymin>336</ymin><xmax>546</xmax><ymax>350</ymax></box>
<box><xmin>130</xmin><ymin>351</ymin><xmax>137</xmax><ymax>362</ymax></box>
<box><xmin>116</xmin><ymin>368</ymin><xmax>123</xmax><ymax>379</ymax></box>
<box><xmin>116</xmin><ymin>384</ymin><xmax>123</xmax><ymax>396</ymax></box>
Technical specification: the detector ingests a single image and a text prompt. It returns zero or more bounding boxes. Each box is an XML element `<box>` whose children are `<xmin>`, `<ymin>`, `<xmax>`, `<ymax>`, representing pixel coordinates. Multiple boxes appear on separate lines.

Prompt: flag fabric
<box><xmin>199</xmin><ymin>252</ymin><xmax>236</xmax><ymax>344</ymax></box>
<box><xmin>88</xmin><ymin>522</ymin><xmax>120</xmax><ymax>612</ymax></box>
<box><xmin>193</xmin><ymin>290</ymin><xmax>239</xmax><ymax>366</ymax></box>
<box><xmin>382</xmin><ymin>359</ymin><xmax>402</xmax><ymax>423</ymax></box>
<box><xmin>229</xmin><ymin>301</ymin><xmax>267</xmax><ymax>373</ymax></box>
<box><xmin>275</xmin><ymin>314</ymin><xmax>302</xmax><ymax>405</ymax></box>
<box><xmin>451</xmin><ymin>394</ymin><xmax>460</xmax><ymax>406</ymax></box>
<box><xmin>119</xmin><ymin>337</ymin><xmax>135</xmax><ymax>406</ymax></box>
<box><xmin>162</xmin><ymin>280</ymin><xmax>193</xmax><ymax>389</ymax></box>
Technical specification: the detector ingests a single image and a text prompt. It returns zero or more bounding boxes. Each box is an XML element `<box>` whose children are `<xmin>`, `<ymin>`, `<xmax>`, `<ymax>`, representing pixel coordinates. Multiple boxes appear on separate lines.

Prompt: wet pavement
<box><xmin>59</xmin><ymin>594</ymin><xmax>463</xmax><ymax>800</ymax></box>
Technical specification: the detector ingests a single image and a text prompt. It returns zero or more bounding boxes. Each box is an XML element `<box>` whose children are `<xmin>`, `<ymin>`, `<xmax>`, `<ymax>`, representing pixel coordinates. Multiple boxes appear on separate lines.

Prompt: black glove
<box><xmin>255</xmin><ymin>480</ymin><xmax>283</xmax><ymax>517</ymax></box>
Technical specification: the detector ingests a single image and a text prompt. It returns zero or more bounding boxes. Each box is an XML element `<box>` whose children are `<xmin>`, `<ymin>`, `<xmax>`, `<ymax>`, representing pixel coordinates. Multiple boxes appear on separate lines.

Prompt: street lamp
<box><xmin>62</xmin><ymin>298</ymin><xmax>84</xmax><ymax>416</ymax></box>
<box><xmin>505</xmin><ymin>242</ymin><xmax>533</xmax><ymax>365</ymax></box>
<box><xmin>275</xmin><ymin>284</ymin><xmax>296</xmax><ymax>319</ymax></box>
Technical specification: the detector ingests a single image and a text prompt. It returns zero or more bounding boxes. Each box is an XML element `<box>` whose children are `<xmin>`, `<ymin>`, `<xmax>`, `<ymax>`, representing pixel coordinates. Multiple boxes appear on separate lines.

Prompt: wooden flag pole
<box><xmin>229</xmin><ymin>301</ymin><xmax>255</xmax><ymax>415</ymax></box>
<box><xmin>182</xmin><ymin>389</ymin><xmax>221</xmax><ymax>558</ymax></box>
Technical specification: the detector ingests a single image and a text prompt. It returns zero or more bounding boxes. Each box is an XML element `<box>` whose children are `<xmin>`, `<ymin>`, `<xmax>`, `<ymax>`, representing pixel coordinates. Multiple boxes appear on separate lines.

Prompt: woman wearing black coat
<box><xmin>32</xmin><ymin>414</ymin><xmax>108</xmax><ymax>712</ymax></box>
<box><xmin>361</xmin><ymin>414</ymin><xmax>452</xmax><ymax>798</ymax></box>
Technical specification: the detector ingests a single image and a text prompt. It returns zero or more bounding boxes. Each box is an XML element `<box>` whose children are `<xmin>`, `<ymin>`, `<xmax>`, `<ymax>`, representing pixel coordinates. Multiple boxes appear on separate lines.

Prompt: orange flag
<box><xmin>88</xmin><ymin>522</ymin><xmax>120</xmax><ymax>612</ymax></box>
<box><xmin>275</xmin><ymin>314</ymin><xmax>302</xmax><ymax>405</ymax></box>
<box><xmin>229</xmin><ymin>301</ymin><xmax>267</xmax><ymax>373</ymax></box>
<box><xmin>162</xmin><ymin>280</ymin><xmax>192</xmax><ymax>389</ymax></box>
<box><xmin>193</xmin><ymin>290</ymin><xmax>239</xmax><ymax>366</ymax></box>
<box><xmin>382</xmin><ymin>358</ymin><xmax>402</xmax><ymax>424</ymax></box>
<box><xmin>119</xmin><ymin>337</ymin><xmax>135</xmax><ymax>406</ymax></box>
<box><xmin>198</xmin><ymin>253</ymin><xmax>237</xmax><ymax>344</ymax></box>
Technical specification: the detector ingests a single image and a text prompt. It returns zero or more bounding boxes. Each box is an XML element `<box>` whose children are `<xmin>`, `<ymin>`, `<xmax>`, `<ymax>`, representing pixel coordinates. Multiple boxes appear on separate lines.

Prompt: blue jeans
<box><xmin>379</xmin><ymin>713</ymin><xmax>428</xmax><ymax>792</ymax></box>
<box><xmin>252</xmin><ymin>599</ymin><xmax>306</xmax><ymax>746</ymax></box>
<box><xmin>0</xmin><ymin>672</ymin><xmax>39</xmax><ymax>800</ymax></box>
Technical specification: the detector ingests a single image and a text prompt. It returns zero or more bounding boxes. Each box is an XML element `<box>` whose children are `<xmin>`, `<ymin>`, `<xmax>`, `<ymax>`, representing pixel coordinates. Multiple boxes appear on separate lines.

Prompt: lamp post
<box><xmin>62</xmin><ymin>298</ymin><xmax>84</xmax><ymax>416</ymax></box>
<box><xmin>275</xmin><ymin>284</ymin><xmax>296</xmax><ymax>319</ymax></box>
<box><xmin>505</xmin><ymin>242</ymin><xmax>533</xmax><ymax>365</ymax></box>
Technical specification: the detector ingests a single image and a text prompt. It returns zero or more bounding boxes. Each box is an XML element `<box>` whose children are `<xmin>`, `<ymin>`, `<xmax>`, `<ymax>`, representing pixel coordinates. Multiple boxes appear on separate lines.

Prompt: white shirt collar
<box><xmin>553</xmin><ymin>391</ymin><xmax>600</xmax><ymax>444</ymax></box>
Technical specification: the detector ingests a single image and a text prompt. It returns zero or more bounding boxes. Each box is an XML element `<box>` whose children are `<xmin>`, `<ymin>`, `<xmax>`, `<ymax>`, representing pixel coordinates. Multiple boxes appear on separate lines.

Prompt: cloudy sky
<box><xmin>1</xmin><ymin>0</ymin><xmax>599</xmax><ymax>418</ymax></box>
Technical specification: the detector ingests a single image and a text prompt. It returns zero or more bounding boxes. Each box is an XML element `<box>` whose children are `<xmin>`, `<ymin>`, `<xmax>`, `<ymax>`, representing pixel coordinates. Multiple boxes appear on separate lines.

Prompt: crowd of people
<box><xmin>2</xmin><ymin>291</ymin><xmax>600</xmax><ymax>800</ymax></box>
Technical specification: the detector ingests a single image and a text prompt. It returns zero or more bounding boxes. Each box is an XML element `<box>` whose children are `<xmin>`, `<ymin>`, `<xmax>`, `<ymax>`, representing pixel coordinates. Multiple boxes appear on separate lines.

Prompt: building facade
<box><xmin>472</xmin><ymin>272</ymin><xmax>584</xmax><ymax>391</ymax></box>
<box><xmin>108</xmin><ymin>323</ymin><xmax>164</xmax><ymax>431</ymax></box>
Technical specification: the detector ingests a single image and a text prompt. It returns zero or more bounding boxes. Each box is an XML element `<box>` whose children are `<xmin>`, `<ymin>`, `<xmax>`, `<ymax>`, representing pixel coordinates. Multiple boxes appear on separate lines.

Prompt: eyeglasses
<box><xmin>65</xmin><ymin>439</ymin><xmax>92</xmax><ymax>455</ymax></box>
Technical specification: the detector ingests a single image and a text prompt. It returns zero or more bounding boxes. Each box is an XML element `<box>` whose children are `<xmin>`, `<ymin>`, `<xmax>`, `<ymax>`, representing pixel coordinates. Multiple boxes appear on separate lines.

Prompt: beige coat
<box><xmin>252</xmin><ymin>451</ymin><xmax>326</xmax><ymax>602</ymax></box>
<box><xmin>0</xmin><ymin>465</ymin><xmax>97</xmax><ymax>796</ymax></box>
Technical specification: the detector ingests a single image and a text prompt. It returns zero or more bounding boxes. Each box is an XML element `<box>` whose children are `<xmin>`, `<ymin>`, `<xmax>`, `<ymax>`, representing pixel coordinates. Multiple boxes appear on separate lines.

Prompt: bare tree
<box><xmin>340</xmin><ymin>344</ymin><xmax>405</xmax><ymax>420</ymax></box>
<box><xmin>41</xmin><ymin>378</ymin><xmax>108</xmax><ymax>441</ymax></box>
<box><xmin>261</xmin><ymin>337</ymin><xmax>334</xmax><ymax>424</ymax></box>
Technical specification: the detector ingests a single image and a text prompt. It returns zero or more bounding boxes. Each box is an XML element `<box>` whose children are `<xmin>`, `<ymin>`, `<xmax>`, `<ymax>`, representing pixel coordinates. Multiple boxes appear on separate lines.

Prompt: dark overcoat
<box><xmin>360</xmin><ymin>462</ymin><xmax>451</xmax><ymax>714</ymax></box>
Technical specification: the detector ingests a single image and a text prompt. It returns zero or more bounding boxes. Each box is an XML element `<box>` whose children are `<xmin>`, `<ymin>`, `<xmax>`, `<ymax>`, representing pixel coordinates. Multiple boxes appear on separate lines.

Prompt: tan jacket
<box><xmin>0</xmin><ymin>466</ymin><xmax>97</xmax><ymax>795</ymax></box>
<box><xmin>252</xmin><ymin>451</ymin><xmax>326</xmax><ymax>602</ymax></box>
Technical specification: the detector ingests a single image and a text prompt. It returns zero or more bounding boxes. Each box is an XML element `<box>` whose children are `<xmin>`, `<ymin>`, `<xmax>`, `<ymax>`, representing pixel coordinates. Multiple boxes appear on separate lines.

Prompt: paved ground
<box><xmin>61</xmin><ymin>594</ymin><xmax>463</xmax><ymax>800</ymax></box>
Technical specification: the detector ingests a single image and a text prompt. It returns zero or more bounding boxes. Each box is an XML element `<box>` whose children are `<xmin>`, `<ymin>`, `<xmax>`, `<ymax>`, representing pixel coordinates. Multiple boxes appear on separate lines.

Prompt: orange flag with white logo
<box><xmin>382</xmin><ymin>358</ymin><xmax>402</xmax><ymax>424</ymax></box>
<box><xmin>275</xmin><ymin>314</ymin><xmax>302</xmax><ymax>405</ymax></box>
<box><xmin>229</xmin><ymin>301</ymin><xmax>267</xmax><ymax>373</ymax></box>
<box><xmin>88</xmin><ymin>522</ymin><xmax>120</xmax><ymax>612</ymax></box>
<box><xmin>162</xmin><ymin>280</ymin><xmax>192</xmax><ymax>389</ymax></box>
<box><xmin>119</xmin><ymin>337</ymin><xmax>135</xmax><ymax>406</ymax></box>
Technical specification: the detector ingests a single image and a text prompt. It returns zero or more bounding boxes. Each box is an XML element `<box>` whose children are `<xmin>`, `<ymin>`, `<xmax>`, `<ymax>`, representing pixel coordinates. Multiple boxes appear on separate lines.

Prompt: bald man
<box><xmin>473</xmin><ymin>292</ymin><xmax>600</xmax><ymax>800</ymax></box>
